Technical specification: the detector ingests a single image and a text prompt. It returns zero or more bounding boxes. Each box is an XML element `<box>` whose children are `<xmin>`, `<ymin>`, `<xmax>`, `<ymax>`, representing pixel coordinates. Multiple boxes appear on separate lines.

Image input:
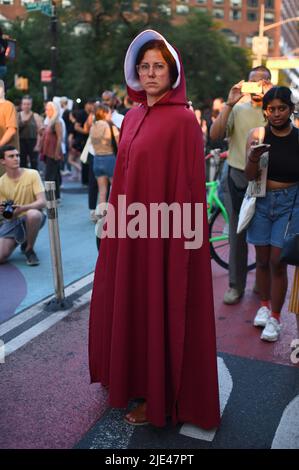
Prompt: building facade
<box><xmin>169</xmin><ymin>0</ymin><xmax>282</xmax><ymax>56</ymax></box>
<box><xmin>280</xmin><ymin>0</ymin><xmax>299</xmax><ymax>89</ymax></box>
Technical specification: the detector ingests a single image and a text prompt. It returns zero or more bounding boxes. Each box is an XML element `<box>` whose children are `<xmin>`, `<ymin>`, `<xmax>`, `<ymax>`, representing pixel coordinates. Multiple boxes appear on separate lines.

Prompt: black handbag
<box><xmin>280</xmin><ymin>186</ymin><xmax>299</xmax><ymax>266</ymax></box>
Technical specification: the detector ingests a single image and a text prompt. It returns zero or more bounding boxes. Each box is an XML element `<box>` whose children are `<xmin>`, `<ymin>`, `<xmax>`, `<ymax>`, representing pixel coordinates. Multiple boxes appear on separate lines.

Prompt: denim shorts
<box><xmin>93</xmin><ymin>154</ymin><xmax>116</xmax><ymax>178</ymax></box>
<box><xmin>247</xmin><ymin>184</ymin><xmax>299</xmax><ymax>248</ymax></box>
<box><xmin>0</xmin><ymin>211</ymin><xmax>46</xmax><ymax>244</ymax></box>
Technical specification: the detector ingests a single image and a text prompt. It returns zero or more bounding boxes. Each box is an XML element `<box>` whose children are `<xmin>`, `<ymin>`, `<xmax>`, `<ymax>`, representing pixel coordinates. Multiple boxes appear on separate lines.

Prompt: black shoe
<box><xmin>24</xmin><ymin>249</ymin><xmax>40</xmax><ymax>266</ymax></box>
<box><xmin>20</xmin><ymin>241</ymin><xmax>27</xmax><ymax>253</ymax></box>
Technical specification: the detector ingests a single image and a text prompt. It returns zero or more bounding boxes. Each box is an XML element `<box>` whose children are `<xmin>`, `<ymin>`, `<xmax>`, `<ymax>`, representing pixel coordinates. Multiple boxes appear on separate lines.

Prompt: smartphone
<box><xmin>251</xmin><ymin>143</ymin><xmax>271</xmax><ymax>150</ymax></box>
<box><xmin>241</xmin><ymin>82</ymin><xmax>263</xmax><ymax>94</ymax></box>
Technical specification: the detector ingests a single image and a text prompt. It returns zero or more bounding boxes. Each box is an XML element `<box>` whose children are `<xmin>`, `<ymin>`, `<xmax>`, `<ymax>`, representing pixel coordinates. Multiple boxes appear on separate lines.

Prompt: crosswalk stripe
<box><xmin>0</xmin><ymin>272</ymin><xmax>94</xmax><ymax>336</ymax></box>
<box><xmin>180</xmin><ymin>357</ymin><xmax>233</xmax><ymax>441</ymax></box>
<box><xmin>3</xmin><ymin>290</ymin><xmax>92</xmax><ymax>358</ymax></box>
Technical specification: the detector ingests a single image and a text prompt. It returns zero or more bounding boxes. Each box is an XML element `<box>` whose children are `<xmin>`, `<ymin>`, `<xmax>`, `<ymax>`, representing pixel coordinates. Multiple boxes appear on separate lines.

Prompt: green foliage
<box><xmin>4</xmin><ymin>3</ymin><xmax>250</xmax><ymax>109</ymax></box>
<box><xmin>168</xmin><ymin>12</ymin><xmax>250</xmax><ymax>106</ymax></box>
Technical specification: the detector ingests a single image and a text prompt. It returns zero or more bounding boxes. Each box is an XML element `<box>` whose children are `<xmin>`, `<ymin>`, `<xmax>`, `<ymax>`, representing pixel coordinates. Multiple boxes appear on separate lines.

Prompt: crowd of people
<box><xmin>0</xmin><ymin>82</ymin><xmax>135</xmax><ymax>264</ymax></box>
<box><xmin>1</xmin><ymin>28</ymin><xmax>299</xmax><ymax>430</ymax></box>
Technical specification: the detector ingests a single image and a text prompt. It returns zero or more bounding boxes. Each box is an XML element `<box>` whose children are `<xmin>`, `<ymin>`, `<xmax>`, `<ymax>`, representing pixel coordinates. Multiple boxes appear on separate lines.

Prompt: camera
<box><xmin>1</xmin><ymin>200</ymin><xmax>15</xmax><ymax>219</ymax></box>
<box><xmin>241</xmin><ymin>82</ymin><xmax>263</xmax><ymax>94</ymax></box>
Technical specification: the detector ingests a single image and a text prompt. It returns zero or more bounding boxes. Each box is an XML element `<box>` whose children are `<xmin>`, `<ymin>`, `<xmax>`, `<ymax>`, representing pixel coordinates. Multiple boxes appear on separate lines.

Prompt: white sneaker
<box><xmin>253</xmin><ymin>306</ymin><xmax>271</xmax><ymax>327</ymax></box>
<box><xmin>261</xmin><ymin>317</ymin><xmax>281</xmax><ymax>342</ymax></box>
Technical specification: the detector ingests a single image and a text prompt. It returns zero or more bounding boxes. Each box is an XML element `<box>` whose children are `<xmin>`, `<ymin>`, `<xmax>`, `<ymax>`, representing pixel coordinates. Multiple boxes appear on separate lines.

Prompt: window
<box><xmin>0</xmin><ymin>0</ymin><xmax>14</xmax><ymax>4</ymax></box>
<box><xmin>158</xmin><ymin>4</ymin><xmax>171</xmax><ymax>16</ymax></box>
<box><xmin>230</xmin><ymin>9</ymin><xmax>242</xmax><ymax>20</ymax></box>
<box><xmin>213</xmin><ymin>0</ymin><xmax>224</xmax><ymax>5</ymax></box>
<box><xmin>265</xmin><ymin>12</ymin><xmax>275</xmax><ymax>22</ymax></box>
<box><xmin>247</xmin><ymin>0</ymin><xmax>258</xmax><ymax>7</ymax></box>
<box><xmin>213</xmin><ymin>8</ymin><xmax>225</xmax><ymax>19</ymax></box>
<box><xmin>196</xmin><ymin>0</ymin><xmax>207</xmax><ymax>4</ymax></box>
<box><xmin>247</xmin><ymin>10</ymin><xmax>258</xmax><ymax>21</ymax></box>
<box><xmin>265</xmin><ymin>0</ymin><xmax>274</xmax><ymax>8</ymax></box>
<box><xmin>222</xmin><ymin>29</ymin><xmax>240</xmax><ymax>45</ymax></box>
<box><xmin>176</xmin><ymin>5</ymin><xmax>189</xmax><ymax>14</ymax></box>
<box><xmin>268</xmin><ymin>36</ymin><xmax>274</xmax><ymax>48</ymax></box>
<box><xmin>230</xmin><ymin>0</ymin><xmax>242</xmax><ymax>6</ymax></box>
<box><xmin>246</xmin><ymin>35</ymin><xmax>254</xmax><ymax>46</ymax></box>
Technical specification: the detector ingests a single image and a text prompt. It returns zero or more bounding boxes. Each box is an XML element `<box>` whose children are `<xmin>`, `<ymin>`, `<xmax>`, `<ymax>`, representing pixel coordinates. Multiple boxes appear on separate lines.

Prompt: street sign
<box><xmin>266</xmin><ymin>58</ymin><xmax>299</xmax><ymax>70</ymax></box>
<box><xmin>41</xmin><ymin>70</ymin><xmax>52</xmax><ymax>83</ymax></box>
<box><xmin>25</xmin><ymin>2</ymin><xmax>42</xmax><ymax>11</ymax></box>
<box><xmin>25</xmin><ymin>1</ymin><xmax>52</xmax><ymax>16</ymax></box>
<box><xmin>252</xmin><ymin>36</ymin><xmax>269</xmax><ymax>57</ymax></box>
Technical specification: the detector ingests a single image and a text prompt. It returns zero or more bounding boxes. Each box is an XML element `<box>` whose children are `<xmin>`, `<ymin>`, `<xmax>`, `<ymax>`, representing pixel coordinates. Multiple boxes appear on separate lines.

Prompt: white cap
<box><xmin>124</xmin><ymin>29</ymin><xmax>181</xmax><ymax>92</ymax></box>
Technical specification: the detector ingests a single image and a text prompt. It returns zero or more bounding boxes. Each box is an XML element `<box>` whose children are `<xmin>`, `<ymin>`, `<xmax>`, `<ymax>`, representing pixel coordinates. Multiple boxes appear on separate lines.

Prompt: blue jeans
<box><xmin>93</xmin><ymin>154</ymin><xmax>116</xmax><ymax>178</ymax></box>
<box><xmin>247</xmin><ymin>184</ymin><xmax>299</xmax><ymax>248</ymax></box>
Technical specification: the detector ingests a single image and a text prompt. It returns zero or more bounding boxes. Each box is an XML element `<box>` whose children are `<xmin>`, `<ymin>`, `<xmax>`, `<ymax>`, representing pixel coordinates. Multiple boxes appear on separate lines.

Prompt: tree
<box><xmin>5</xmin><ymin>4</ymin><xmax>249</xmax><ymax>109</ymax></box>
<box><xmin>169</xmin><ymin>12</ymin><xmax>250</xmax><ymax>106</ymax></box>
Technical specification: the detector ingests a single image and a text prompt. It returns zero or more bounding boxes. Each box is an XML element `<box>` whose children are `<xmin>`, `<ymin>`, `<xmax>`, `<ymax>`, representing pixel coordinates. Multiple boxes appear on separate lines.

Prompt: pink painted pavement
<box><xmin>0</xmin><ymin>262</ymin><xmax>298</xmax><ymax>449</ymax></box>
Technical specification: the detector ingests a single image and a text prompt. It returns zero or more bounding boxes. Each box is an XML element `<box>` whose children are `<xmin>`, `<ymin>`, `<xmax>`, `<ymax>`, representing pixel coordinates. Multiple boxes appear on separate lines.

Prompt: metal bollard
<box><xmin>44</xmin><ymin>181</ymin><xmax>71</xmax><ymax>311</ymax></box>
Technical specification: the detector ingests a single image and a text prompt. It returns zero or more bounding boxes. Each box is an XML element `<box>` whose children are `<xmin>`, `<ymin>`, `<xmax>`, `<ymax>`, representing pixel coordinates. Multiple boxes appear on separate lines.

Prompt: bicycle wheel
<box><xmin>209</xmin><ymin>207</ymin><xmax>256</xmax><ymax>271</ymax></box>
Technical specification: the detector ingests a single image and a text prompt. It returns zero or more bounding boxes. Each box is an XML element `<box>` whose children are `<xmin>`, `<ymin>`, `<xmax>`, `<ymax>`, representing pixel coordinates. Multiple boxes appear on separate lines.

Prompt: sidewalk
<box><xmin>0</xmin><ymin>177</ymin><xmax>98</xmax><ymax>322</ymax></box>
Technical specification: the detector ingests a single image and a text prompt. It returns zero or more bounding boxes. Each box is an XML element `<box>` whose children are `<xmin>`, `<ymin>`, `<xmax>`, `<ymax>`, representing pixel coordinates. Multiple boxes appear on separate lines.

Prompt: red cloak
<box><xmin>89</xmin><ymin>35</ymin><xmax>220</xmax><ymax>429</ymax></box>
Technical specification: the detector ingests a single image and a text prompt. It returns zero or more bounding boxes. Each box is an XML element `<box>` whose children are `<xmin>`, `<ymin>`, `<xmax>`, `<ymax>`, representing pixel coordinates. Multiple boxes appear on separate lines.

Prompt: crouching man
<box><xmin>0</xmin><ymin>144</ymin><xmax>46</xmax><ymax>265</ymax></box>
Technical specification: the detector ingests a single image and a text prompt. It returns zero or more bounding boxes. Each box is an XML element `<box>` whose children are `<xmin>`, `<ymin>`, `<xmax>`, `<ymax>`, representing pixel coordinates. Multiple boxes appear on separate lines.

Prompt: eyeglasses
<box><xmin>266</xmin><ymin>105</ymin><xmax>289</xmax><ymax>114</ymax></box>
<box><xmin>136</xmin><ymin>62</ymin><xmax>168</xmax><ymax>76</ymax></box>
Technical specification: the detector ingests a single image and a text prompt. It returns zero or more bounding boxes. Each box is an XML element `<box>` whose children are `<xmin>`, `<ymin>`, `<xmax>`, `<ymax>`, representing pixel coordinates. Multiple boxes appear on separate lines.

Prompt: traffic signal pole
<box><xmin>50</xmin><ymin>0</ymin><xmax>57</xmax><ymax>98</ymax></box>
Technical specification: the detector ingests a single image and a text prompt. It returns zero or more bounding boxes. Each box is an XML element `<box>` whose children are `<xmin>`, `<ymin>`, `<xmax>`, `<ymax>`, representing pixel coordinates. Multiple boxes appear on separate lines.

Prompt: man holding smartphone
<box><xmin>210</xmin><ymin>66</ymin><xmax>273</xmax><ymax>305</ymax></box>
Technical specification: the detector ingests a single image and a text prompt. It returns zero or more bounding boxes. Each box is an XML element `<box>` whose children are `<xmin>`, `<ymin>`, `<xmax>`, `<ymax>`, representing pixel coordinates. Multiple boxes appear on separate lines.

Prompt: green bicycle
<box><xmin>207</xmin><ymin>177</ymin><xmax>256</xmax><ymax>271</ymax></box>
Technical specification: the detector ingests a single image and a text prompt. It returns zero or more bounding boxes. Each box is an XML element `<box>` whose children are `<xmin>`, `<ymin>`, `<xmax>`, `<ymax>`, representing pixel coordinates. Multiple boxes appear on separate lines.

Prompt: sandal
<box><xmin>124</xmin><ymin>402</ymin><xmax>148</xmax><ymax>426</ymax></box>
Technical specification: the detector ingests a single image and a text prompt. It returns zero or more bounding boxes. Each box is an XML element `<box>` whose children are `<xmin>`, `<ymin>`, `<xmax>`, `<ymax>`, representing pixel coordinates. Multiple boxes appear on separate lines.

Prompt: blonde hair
<box><xmin>46</xmin><ymin>101</ymin><xmax>60</xmax><ymax>127</ymax></box>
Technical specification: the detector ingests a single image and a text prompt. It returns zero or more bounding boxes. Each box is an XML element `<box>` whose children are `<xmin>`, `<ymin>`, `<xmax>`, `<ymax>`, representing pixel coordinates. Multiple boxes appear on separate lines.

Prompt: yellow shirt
<box><xmin>0</xmin><ymin>169</ymin><xmax>44</xmax><ymax>218</ymax></box>
<box><xmin>226</xmin><ymin>101</ymin><xmax>266</xmax><ymax>171</ymax></box>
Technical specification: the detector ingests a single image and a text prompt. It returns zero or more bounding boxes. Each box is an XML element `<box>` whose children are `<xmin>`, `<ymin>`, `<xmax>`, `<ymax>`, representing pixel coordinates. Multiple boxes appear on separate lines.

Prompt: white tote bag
<box><xmin>237</xmin><ymin>192</ymin><xmax>256</xmax><ymax>234</ymax></box>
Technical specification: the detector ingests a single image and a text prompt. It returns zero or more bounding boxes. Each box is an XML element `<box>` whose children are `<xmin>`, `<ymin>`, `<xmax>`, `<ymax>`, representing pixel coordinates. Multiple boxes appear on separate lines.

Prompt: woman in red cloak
<box><xmin>89</xmin><ymin>30</ymin><xmax>220</xmax><ymax>429</ymax></box>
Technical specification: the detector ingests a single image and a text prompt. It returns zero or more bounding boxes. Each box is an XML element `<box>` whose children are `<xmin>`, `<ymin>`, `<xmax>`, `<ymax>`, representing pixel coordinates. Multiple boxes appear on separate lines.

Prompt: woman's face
<box><xmin>265</xmin><ymin>98</ymin><xmax>292</xmax><ymax>127</ymax></box>
<box><xmin>137</xmin><ymin>49</ymin><xmax>171</xmax><ymax>100</ymax></box>
<box><xmin>46</xmin><ymin>103</ymin><xmax>54</xmax><ymax>119</ymax></box>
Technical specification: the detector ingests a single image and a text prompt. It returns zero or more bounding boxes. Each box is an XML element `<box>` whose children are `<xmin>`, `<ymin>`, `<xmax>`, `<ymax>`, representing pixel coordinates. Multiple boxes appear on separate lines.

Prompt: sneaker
<box><xmin>24</xmin><ymin>249</ymin><xmax>40</xmax><ymax>266</ymax></box>
<box><xmin>261</xmin><ymin>317</ymin><xmax>281</xmax><ymax>342</ymax></box>
<box><xmin>253</xmin><ymin>306</ymin><xmax>271</xmax><ymax>327</ymax></box>
<box><xmin>223</xmin><ymin>287</ymin><xmax>243</xmax><ymax>305</ymax></box>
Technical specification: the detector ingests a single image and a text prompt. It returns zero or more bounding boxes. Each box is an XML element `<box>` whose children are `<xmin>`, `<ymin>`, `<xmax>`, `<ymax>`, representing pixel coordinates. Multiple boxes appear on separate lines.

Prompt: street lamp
<box><xmin>253</xmin><ymin>2</ymin><xmax>299</xmax><ymax>68</ymax></box>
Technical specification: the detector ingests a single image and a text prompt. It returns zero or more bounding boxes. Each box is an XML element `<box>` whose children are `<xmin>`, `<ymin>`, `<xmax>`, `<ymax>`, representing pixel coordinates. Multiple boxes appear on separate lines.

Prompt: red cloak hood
<box><xmin>124</xmin><ymin>29</ymin><xmax>187</xmax><ymax>108</ymax></box>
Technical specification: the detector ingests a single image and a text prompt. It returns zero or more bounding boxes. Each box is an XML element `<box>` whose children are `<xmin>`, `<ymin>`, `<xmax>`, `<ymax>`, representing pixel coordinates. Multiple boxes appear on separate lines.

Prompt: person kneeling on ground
<box><xmin>0</xmin><ymin>144</ymin><xmax>46</xmax><ymax>266</ymax></box>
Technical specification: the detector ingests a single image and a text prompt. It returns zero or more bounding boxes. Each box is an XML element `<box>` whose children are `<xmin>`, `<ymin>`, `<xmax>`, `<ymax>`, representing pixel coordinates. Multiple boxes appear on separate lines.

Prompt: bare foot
<box><xmin>124</xmin><ymin>402</ymin><xmax>148</xmax><ymax>426</ymax></box>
